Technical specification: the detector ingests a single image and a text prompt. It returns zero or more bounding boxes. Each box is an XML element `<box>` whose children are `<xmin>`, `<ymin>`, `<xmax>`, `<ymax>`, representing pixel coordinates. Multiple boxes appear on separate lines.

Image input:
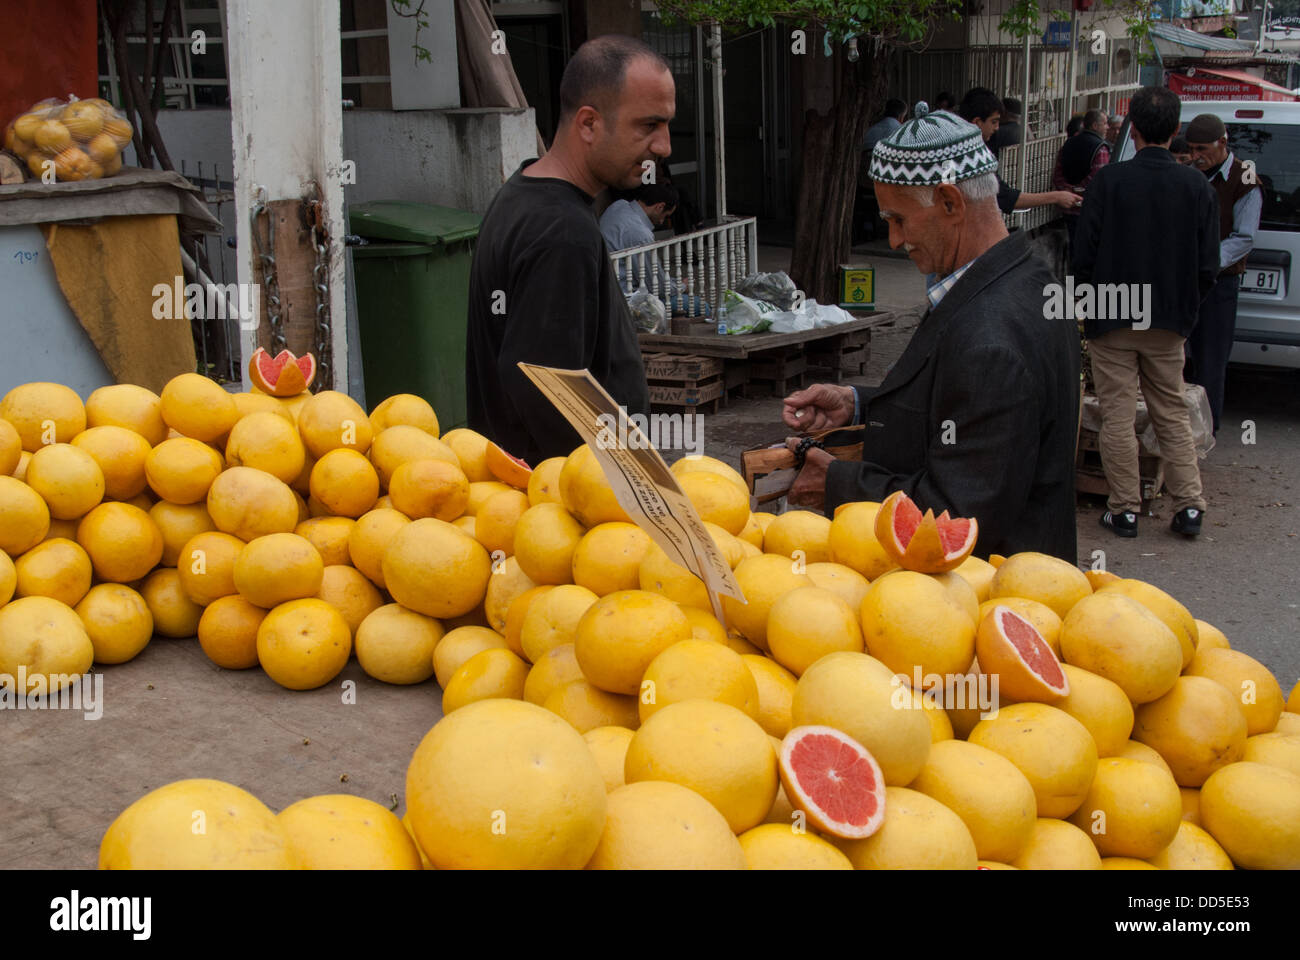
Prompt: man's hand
<box><xmin>785</xmin><ymin>439</ymin><xmax>833</xmax><ymax>511</ymax></box>
<box><xmin>1052</xmin><ymin>190</ymin><xmax>1083</xmax><ymax>211</ymax></box>
<box><xmin>782</xmin><ymin>384</ymin><xmax>855</xmax><ymax>432</ymax></box>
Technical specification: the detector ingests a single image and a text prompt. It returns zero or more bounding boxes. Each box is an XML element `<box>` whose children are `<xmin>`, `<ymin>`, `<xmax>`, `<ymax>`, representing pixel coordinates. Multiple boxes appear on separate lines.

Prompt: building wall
<box><xmin>148</xmin><ymin>105</ymin><xmax>537</xmax><ymax>216</ymax></box>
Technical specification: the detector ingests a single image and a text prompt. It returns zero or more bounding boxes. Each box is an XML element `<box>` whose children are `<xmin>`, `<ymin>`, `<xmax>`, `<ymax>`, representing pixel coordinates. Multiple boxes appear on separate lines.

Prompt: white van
<box><xmin>1115</xmin><ymin>100</ymin><xmax>1300</xmax><ymax>368</ymax></box>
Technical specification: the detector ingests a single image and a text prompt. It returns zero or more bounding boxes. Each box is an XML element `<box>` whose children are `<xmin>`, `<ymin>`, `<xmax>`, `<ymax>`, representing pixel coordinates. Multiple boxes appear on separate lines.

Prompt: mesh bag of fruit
<box><xmin>3</xmin><ymin>95</ymin><xmax>134</xmax><ymax>183</ymax></box>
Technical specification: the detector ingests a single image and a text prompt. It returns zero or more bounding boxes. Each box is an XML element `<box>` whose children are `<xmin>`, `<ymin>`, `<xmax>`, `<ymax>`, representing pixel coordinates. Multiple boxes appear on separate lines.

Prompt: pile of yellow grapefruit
<box><xmin>4</xmin><ymin>376</ymin><xmax>1297</xmax><ymax>869</ymax></box>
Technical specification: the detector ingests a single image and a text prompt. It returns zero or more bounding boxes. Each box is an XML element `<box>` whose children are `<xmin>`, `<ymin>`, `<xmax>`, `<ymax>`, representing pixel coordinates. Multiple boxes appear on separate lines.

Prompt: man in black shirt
<box><xmin>466</xmin><ymin>36</ymin><xmax>668</xmax><ymax>464</ymax></box>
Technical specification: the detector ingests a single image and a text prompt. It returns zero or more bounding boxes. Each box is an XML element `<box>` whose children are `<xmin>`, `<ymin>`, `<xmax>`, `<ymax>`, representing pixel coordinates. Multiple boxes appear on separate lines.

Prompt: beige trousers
<box><xmin>1088</xmin><ymin>328</ymin><xmax>1206</xmax><ymax>514</ymax></box>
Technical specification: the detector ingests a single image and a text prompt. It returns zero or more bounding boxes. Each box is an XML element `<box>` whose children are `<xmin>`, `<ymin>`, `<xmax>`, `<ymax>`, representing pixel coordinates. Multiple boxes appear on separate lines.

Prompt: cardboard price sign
<box><xmin>518</xmin><ymin>363</ymin><xmax>744</xmax><ymax>622</ymax></box>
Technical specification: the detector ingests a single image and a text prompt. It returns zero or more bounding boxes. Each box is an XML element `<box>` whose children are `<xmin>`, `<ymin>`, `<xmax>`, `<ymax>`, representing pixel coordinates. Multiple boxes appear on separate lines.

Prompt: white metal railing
<box><xmin>1000</xmin><ymin>133</ymin><xmax>1069</xmax><ymax>232</ymax></box>
<box><xmin>610</xmin><ymin>216</ymin><xmax>758</xmax><ymax>320</ymax></box>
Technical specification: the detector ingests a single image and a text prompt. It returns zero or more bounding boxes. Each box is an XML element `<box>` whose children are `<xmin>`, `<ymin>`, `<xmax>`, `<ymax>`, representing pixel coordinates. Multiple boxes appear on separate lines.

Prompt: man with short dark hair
<box><xmin>864</xmin><ymin>99</ymin><xmax>907</xmax><ymax>156</ymax></box>
<box><xmin>600</xmin><ymin>181</ymin><xmax>708</xmax><ymax>317</ymax></box>
<box><xmin>466</xmin><ymin>36</ymin><xmax>670</xmax><ymax>463</ymax></box>
<box><xmin>1170</xmin><ymin>137</ymin><xmax>1192</xmax><ymax>165</ymax></box>
<box><xmin>1072</xmin><ymin>86</ymin><xmax>1218</xmax><ymax>539</ymax></box>
<box><xmin>958</xmin><ymin>87</ymin><xmax>1080</xmax><ymax>216</ymax></box>
<box><xmin>1053</xmin><ymin>108</ymin><xmax>1111</xmax><ymax>248</ymax></box>
<box><xmin>988</xmin><ymin>96</ymin><xmax>1023</xmax><ymax>156</ymax></box>
<box><xmin>1184</xmin><ymin>113</ymin><xmax>1262</xmax><ymax>435</ymax></box>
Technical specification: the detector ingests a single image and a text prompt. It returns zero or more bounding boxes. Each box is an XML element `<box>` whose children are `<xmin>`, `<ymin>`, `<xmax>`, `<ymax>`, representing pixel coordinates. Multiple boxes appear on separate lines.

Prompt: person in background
<box><xmin>958</xmin><ymin>88</ymin><xmax>1080</xmax><ymax>217</ymax></box>
<box><xmin>1106</xmin><ymin>114</ymin><xmax>1123</xmax><ymax>145</ymax></box>
<box><xmin>1184</xmin><ymin>113</ymin><xmax>1262</xmax><ymax>435</ymax></box>
<box><xmin>988</xmin><ymin>96</ymin><xmax>1023</xmax><ymax>156</ymax></box>
<box><xmin>1170</xmin><ymin>136</ymin><xmax>1193</xmax><ymax>165</ymax></box>
<box><xmin>466</xmin><ymin>35</ymin><xmax>667</xmax><ymax>464</ymax></box>
<box><xmin>781</xmin><ymin>105</ymin><xmax>1081</xmax><ymax>561</ymax></box>
<box><xmin>1072</xmin><ymin>86</ymin><xmax>1219</xmax><ymax>540</ymax></box>
<box><xmin>933</xmin><ymin>91</ymin><xmax>956</xmax><ymax>112</ymax></box>
<box><xmin>600</xmin><ymin>181</ymin><xmax>709</xmax><ymax>317</ymax></box>
<box><xmin>858</xmin><ymin>99</ymin><xmax>908</xmax><ymax>242</ymax></box>
<box><xmin>864</xmin><ymin>99</ymin><xmax>907</xmax><ymax>156</ymax></box>
<box><xmin>1065</xmin><ymin>115</ymin><xmax>1085</xmax><ymax>138</ymax></box>
<box><xmin>1052</xmin><ymin>108</ymin><xmax>1111</xmax><ymax>249</ymax></box>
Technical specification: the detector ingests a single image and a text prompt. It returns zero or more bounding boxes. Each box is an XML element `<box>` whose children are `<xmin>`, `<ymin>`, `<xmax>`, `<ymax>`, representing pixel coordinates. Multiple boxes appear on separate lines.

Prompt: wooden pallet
<box><xmin>744</xmin><ymin>347</ymin><xmax>809</xmax><ymax>396</ymax></box>
<box><xmin>803</xmin><ymin>328</ymin><xmax>873</xmax><ymax>383</ymax></box>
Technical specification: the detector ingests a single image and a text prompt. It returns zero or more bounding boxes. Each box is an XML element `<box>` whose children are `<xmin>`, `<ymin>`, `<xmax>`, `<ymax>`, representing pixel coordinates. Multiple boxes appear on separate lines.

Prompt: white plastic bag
<box><xmin>626</xmin><ymin>284</ymin><xmax>668</xmax><ymax>335</ymax></box>
<box><xmin>721</xmin><ymin>290</ymin><xmax>777</xmax><ymax>334</ymax></box>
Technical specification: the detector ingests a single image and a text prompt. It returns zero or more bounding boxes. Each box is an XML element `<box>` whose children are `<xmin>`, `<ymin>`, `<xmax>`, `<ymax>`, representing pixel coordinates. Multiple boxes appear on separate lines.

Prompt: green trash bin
<box><xmin>349</xmin><ymin>200</ymin><xmax>482</xmax><ymax>430</ymax></box>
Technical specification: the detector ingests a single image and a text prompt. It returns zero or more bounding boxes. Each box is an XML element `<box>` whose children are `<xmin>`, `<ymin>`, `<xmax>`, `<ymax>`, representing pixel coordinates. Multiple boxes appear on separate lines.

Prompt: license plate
<box><xmin>1241</xmin><ymin>267</ymin><xmax>1282</xmax><ymax>294</ymax></box>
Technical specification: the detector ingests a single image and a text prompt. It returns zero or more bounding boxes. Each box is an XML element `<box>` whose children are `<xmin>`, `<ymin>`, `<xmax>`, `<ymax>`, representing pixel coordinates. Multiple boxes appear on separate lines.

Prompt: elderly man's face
<box><xmin>1189</xmin><ymin>136</ymin><xmax>1229</xmax><ymax>172</ymax></box>
<box><xmin>875</xmin><ymin>181</ymin><xmax>964</xmax><ymax>277</ymax></box>
<box><xmin>588</xmin><ymin>58</ymin><xmax>676</xmax><ymax>191</ymax></box>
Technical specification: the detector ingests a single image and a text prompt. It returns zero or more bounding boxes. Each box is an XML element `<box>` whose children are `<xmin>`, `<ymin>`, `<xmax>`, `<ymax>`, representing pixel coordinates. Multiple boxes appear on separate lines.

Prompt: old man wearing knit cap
<box><xmin>782</xmin><ymin>104</ymin><xmax>1081</xmax><ymax>563</ymax></box>
<box><xmin>1184</xmin><ymin>113</ymin><xmax>1262</xmax><ymax>434</ymax></box>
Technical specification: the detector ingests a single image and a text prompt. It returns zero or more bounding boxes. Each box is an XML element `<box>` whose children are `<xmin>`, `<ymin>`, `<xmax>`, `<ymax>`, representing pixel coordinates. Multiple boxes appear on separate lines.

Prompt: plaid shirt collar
<box><xmin>926</xmin><ymin>259</ymin><xmax>976</xmax><ymax>309</ymax></box>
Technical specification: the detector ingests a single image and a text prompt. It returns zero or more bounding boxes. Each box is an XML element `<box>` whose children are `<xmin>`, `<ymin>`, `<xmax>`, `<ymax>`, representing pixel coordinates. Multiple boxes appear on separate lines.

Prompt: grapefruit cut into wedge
<box><xmin>975</xmin><ymin>604</ymin><xmax>1070</xmax><ymax>703</ymax></box>
<box><xmin>485</xmin><ymin>440</ymin><xmax>532</xmax><ymax>489</ymax></box>
<box><xmin>778</xmin><ymin>725</ymin><xmax>886</xmax><ymax>839</ymax></box>
<box><xmin>874</xmin><ymin>490</ymin><xmax>978</xmax><ymax>574</ymax></box>
<box><xmin>248</xmin><ymin>348</ymin><xmax>316</xmax><ymax>398</ymax></box>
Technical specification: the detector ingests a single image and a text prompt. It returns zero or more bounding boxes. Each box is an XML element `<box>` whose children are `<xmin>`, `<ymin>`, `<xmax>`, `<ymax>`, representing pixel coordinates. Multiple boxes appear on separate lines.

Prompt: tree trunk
<box><xmin>789</xmin><ymin>44</ymin><xmax>894</xmax><ymax>305</ymax></box>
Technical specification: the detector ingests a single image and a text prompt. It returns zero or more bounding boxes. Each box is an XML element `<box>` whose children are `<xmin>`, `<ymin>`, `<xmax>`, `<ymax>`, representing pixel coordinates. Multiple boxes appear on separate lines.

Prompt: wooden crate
<box><xmin>643</xmin><ymin>351</ymin><xmax>730</xmax><ymax>413</ymax></box>
<box><xmin>648</xmin><ymin>376</ymin><xmax>725</xmax><ymax>413</ymax></box>
<box><xmin>805</xmin><ymin>328</ymin><xmax>872</xmax><ymax>382</ymax></box>
<box><xmin>744</xmin><ymin>348</ymin><xmax>808</xmax><ymax>396</ymax></box>
<box><xmin>642</xmin><ymin>352</ymin><xmax>724</xmax><ymax>382</ymax></box>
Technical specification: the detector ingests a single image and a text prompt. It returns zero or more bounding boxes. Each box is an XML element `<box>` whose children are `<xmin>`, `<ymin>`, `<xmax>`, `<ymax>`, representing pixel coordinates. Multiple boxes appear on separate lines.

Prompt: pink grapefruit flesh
<box><xmin>778</xmin><ymin>725</ymin><xmax>886</xmax><ymax>839</ymax></box>
<box><xmin>999</xmin><ymin>607</ymin><xmax>1067</xmax><ymax>690</ymax></box>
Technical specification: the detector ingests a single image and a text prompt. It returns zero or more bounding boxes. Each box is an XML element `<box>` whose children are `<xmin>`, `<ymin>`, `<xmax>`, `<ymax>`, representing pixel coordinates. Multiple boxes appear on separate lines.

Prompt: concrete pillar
<box><xmin>225</xmin><ymin>0</ymin><xmax>348</xmax><ymax>393</ymax></box>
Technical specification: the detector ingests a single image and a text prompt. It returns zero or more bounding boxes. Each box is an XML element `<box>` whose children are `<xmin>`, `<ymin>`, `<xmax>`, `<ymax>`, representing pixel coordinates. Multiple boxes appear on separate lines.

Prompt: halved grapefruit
<box><xmin>975</xmin><ymin>605</ymin><xmax>1070</xmax><ymax>703</ymax></box>
<box><xmin>778</xmin><ymin>725</ymin><xmax>886</xmax><ymax>839</ymax></box>
<box><xmin>485</xmin><ymin>440</ymin><xmax>532</xmax><ymax>489</ymax></box>
<box><xmin>874</xmin><ymin>490</ymin><xmax>978</xmax><ymax>574</ymax></box>
<box><xmin>248</xmin><ymin>348</ymin><xmax>316</xmax><ymax>398</ymax></box>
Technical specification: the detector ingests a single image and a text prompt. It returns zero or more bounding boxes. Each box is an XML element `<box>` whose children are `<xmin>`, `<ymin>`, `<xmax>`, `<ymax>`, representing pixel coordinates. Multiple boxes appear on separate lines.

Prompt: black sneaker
<box><xmin>1171</xmin><ymin>507</ymin><xmax>1203</xmax><ymax>538</ymax></box>
<box><xmin>1100</xmin><ymin>510</ymin><xmax>1138</xmax><ymax>538</ymax></box>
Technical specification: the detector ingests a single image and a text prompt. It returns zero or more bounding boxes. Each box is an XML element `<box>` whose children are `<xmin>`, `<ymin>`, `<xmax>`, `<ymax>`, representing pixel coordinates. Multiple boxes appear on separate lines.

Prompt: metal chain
<box><xmin>304</xmin><ymin>181</ymin><xmax>332</xmax><ymax>391</ymax></box>
<box><xmin>249</xmin><ymin>185</ymin><xmax>285</xmax><ymax>353</ymax></box>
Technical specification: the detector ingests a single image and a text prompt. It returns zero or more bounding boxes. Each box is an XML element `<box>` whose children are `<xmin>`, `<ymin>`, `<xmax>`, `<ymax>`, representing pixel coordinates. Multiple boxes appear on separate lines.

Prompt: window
<box><xmin>1227</xmin><ymin>123</ymin><xmax>1300</xmax><ymax>230</ymax></box>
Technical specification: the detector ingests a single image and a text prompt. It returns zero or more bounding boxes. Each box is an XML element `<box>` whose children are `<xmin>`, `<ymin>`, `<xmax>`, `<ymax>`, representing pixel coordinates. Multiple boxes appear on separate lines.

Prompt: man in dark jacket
<box><xmin>1185</xmin><ymin>113</ymin><xmax>1262</xmax><ymax>434</ymax></box>
<box><xmin>1052</xmin><ymin>108</ymin><xmax>1111</xmax><ymax>249</ymax></box>
<box><xmin>783</xmin><ymin>105</ymin><xmax>1080</xmax><ymax>563</ymax></box>
<box><xmin>1072</xmin><ymin>86</ymin><xmax>1219</xmax><ymax>539</ymax></box>
<box><xmin>465</xmin><ymin>36</ymin><xmax>663</xmax><ymax>464</ymax></box>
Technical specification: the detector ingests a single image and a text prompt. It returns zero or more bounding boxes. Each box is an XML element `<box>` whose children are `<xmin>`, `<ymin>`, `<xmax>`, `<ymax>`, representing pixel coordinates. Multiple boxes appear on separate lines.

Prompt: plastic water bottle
<box><xmin>716</xmin><ymin>303</ymin><xmax>728</xmax><ymax>336</ymax></box>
